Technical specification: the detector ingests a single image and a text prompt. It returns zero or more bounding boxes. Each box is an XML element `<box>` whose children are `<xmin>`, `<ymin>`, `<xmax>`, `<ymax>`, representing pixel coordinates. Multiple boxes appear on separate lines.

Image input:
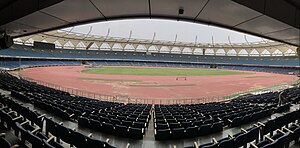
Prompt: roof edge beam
<box><xmin>233</xmin><ymin>0</ymin><xmax>299</xmax><ymax>29</ymax></box>
<box><xmin>0</xmin><ymin>0</ymin><xmax>63</xmax><ymax>27</ymax></box>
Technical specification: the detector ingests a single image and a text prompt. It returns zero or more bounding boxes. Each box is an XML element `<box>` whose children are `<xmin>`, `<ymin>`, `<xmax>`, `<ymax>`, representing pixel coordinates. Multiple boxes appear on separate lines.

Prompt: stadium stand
<box><xmin>0</xmin><ymin>44</ymin><xmax>299</xmax><ymax>74</ymax></box>
<box><xmin>184</xmin><ymin>109</ymin><xmax>300</xmax><ymax>148</ymax></box>
<box><xmin>0</xmin><ymin>70</ymin><xmax>299</xmax><ymax>147</ymax></box>
<box><xmin>0</xmin><ymin>45</ymin><xmax>299</xmax><ymax>147</ymax></box>
<box><xmin>0</xmin><ymin>0</ymin><xmax>298</xmax><ymax>147</ymax></box>
<box><xmin>0</xmin><ymin>59</ymin><xmax>81</xmax><ymax>69</ymax></box>
<box><xmin>0</xmin><ymin>58</ymin><xmax>298</xmax><ymax>74</ymax></box>
<box><xmin>0</xmin><ymin>94</ymin><xmax>118</xmax><ymax>148</ymax></box>
<box><xmin>0</xmin><ymin>71</ymin><xmax>151</xmax><ymax>140</ymax></box>
<box><xmin>153</xmin><ymin>95</ymin><xmax>295</xmax><ymax>140</ymax></box>
<box><xmin>5</xmin><ymin>45</ymin><xmax>300</xmax><ymax>65</ymax></box>
<box><xmin>1</xmin><ymin>44</ymin><xmax>300</xmax><ymax>66</ymax></box>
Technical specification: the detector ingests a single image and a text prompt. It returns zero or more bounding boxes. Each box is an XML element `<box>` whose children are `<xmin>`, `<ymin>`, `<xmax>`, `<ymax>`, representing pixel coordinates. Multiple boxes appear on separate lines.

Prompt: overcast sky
<box><xmin>62</xmin><ymin>19</ymin><xmax>265</xmax><ymax>44</ymax></box>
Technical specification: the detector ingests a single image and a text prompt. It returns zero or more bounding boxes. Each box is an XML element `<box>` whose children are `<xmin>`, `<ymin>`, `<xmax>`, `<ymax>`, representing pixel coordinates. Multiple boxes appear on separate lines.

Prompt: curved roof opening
<box><xmin>61</xmin><ymin>19</ymin><xmax>265</xmax><ymax>44</ymax></box>
<box><xmin>14</xmin><ymin>19</ymin><xmax>297</xmax><ymax>57</ymax></box>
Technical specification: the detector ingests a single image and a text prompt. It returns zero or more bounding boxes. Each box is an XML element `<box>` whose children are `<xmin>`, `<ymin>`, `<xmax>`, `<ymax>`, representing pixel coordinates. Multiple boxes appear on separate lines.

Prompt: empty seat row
<box><xmin>185</xmin><ymin>109</ymin><xmax>300</xmax><ymax>148</ymax></box>
<box><xmin>155</xmin><ymin>121</ymin><xmax>223</xmax><ymax>140</ymax></box>
<box><xmin>78</xmin><ymin>116</ymin><xmax>144</xmax><ymax>139</ymax></box>
<box><xmin>0</xmin><ymin>71</ymin><xmax>152</xmax><ymax>139</ymax></box>
<box><xmin>0</xmin><ymin>96</ymin><xmax>64</xmax><ymax>148</ymax></box>
<box><xmin>45</xmin><ymin>117</ymin><xmax>117</xmax><ymax>148</ymax></box>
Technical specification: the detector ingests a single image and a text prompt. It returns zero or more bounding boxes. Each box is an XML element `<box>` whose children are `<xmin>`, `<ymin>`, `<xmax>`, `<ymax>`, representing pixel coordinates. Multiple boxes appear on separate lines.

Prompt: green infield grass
<box><xmin>82</xmin><ymin>66</ymin><xmax>252</xmax><ymax>76</ymax></box>
<box><xmin>245</xmin><ymin>76</ymin><xmax>276</xmax><ymax>78</ymax></box>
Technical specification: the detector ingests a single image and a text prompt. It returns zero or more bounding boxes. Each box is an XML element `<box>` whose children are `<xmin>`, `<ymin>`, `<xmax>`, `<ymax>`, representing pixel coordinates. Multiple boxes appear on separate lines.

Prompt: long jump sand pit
<box><xmin>19</xmin><ymin>66</ymin><xmax>297</xmax><ymax>103</ymax></box>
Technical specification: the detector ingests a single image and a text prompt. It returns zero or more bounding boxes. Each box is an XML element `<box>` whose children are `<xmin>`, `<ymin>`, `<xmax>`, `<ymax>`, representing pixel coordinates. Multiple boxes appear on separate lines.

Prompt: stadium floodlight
<box><xmin>126</xmin><ymin>30</ymin><xmax>133</xmax><ymax>43</ymax></box>
<box><xmin>0</xmin><ymin>32</ymin><xmax>13</xmax><ymax>49</ymax></box>
<box><xmin>104</xmin><ymin>28</ymin><xmax>110</xmax><ymax>42</ymax></box>
<box><xmin>178</xmin><ymin>8</ymin><xmax>184</xmax><ymax>15</ymax></box>
<box><xmin>86</xmin><ymin>42</ymin><xmax>94</xmax><ymax>50</ymax></box>
<box><xmin>177</xmin><ymin>7</ymin><xmax>184</xmax><ymax>21</ymax></box>
<box><xmin>194</xmin><ymin>36</ymin><xmax>198</xmax><ymax>46</ymax></box>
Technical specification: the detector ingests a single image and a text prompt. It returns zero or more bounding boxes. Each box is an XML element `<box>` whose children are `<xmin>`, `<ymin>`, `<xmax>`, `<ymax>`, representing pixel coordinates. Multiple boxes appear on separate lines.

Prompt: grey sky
<box><xmin>62</xmin><ymin>19</ymin><xmax>265</xmax><ymax>44</ymax></box>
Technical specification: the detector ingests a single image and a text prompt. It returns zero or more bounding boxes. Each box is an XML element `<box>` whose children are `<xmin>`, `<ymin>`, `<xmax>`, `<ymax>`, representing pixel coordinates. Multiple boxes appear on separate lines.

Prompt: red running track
<box><xmin>20</xmin><ymin>66</ymin><xmax>297</xmax><ymax>103</ymax></box>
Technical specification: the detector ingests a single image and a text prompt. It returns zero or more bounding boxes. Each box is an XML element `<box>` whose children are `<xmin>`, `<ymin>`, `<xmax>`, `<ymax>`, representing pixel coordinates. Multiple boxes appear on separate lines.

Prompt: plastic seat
<box><xmin>43</xmin><ymin>139</ymin><xmax>56</xmax><ymax>148</ymax></box>
<box><xmin>233</xmin><ymin>132</ymin><xmax>247</xmax><ymax>147</ymax></box>
<box><xmin>169</xmin><ymin>122</ymin><xmax>181</xmax><ymax>129</ymax></box>
<box><xmin>199</xmin><ymin>142</ymin><xmax>218</xmax><ymax>148</ymax></box>
<box><xmin>128</xmin><ymin>127</ymin><xmax>143</xmax><ymax>139</ymax></box>
<box><xmin>203</xmin><ymin>119</ymin><xmax>213</xmax><ymax>124</ymax></box>
<box><xmin>211</xmin><ymin>121</ymin><xmax>223</xmax><ymax>133</ymax></box>
<box><xmin>166</xmin><ymin>118</ymin><xmax>177</xmax><ymax>123</ymax></box>
<box><xmin>47</xmin><ymin>140</ymin><xmax>65</xmax><ymax>148</ymax></box>
<box><xmin>15</xmin><ymin>122</ymin><xmax>28</xmax><ymax>144</ymax></box>
<box><xmin>289</xmin><ymin>127</ymin><xmax>300</xmax><ymax>142</ymax></box>
<box><xmin>185</xmin><ymin>126</ymin><xmax>198</xmax><ymax>138</ymax></box>
<box><xmin>101</xmin><ymin>122</ymin><xmax>114</xmax><ymax>134</ymax></box>
<box><xmin>122</xmin><ymin>120</ymin><xmax>133</xmax><ymax>127</ymax></box>
<box><xmin>89</xmin><ymin>114</ymin><xmax>98</xmax><ymax>121</ymax></box>
<box><xmin>261</xmin><ymin>120</ymin><xmax>276</xmax><ymax>137</ymax></box>
<box><xmin>155</xmin><ymin>129</ymin><xmax>171</xmax><ymax>140</ymax></box>
<box><xmin>132</xmin><ymin>122</ymin><xmax>145</xmax><ymax>128</ymax></box>
<box><xmin>86</xmin><ymin>136</ymin><xmax>105</xmax><ymax>148</ymax></box>
<box><xmin>255</xmin><ymin>140</ymin><xmax>270</xmax><ymax>147</ymax></box>
<box><xmin>56</xmin><ymin>124</ymin><xmax>72</xmax><ymax>144</ymax></box>
<box><xmin>70</xmin><ymin>131</ymin><xmax>87</xmax><ymax>148</ymax></box>
<box><xmin>267</xmin><ymin>133</ymin><xmax>289</xmax><ymax>148</ymax></box>
<box><xmin>115</xmin><ymin>124</ymin><xmax>128</xmax><ymax>137</ymax></box>
<box><xmin>242</xmin><ymin>114</ymin><xmax>251</xmax><ymax>124</ymax></box>
<box><xmin>137</xmin><ymin>118</ymin><xmax>147</xmax><ymax>123</ymax></box>
<box><xmin>78</xmin><ymin>116</ymin><xmax>90</xmax><ymax>127</ymax></box>
<box><xmin>89</xmin><ymin>119</ymin><xmax>101</xmax><ymax>131</ymax></box>
<box><xmin>181</xmin><ymin>121</ymin><xmax>192</xmax><ymax>128</ymax></box>
<box><xmin>230</xmin><ymin>116</ymin><xmax>243</xmax><ymax>127</ymax></box>
<box><xmin>171</xmin><ymin>127</ymin><xmax>185</xmax><ymax>139</ymax></box>
<box><xmin>271</xmin><ymin>132</ymin><xmax>284</xmax><ymax>140</ymax></box>
<box><xmin>45</xmin><ymin>118</ymin><xmax>58</xmax><ymax>137</ymax></box>
<box><xmin>111</xmin><ymin>118</ymin><xmax>121</xmax><ymax>125</ymax></box>
<box><xmin>198</xmin><ymin>124</ymin><xmax>212</xmax><ymax>136</ymax></box>
<box><xmin>155</xmin><ymin>119</ymin><xmax>166</xmax><ymax>124</ymax></box>
<box><xmin>99</xmin><ymin>116</ymin><xmax>110</xmax><ymax>123</ymax></box>
<box><xmin>218</xmin><ymin>137</ymin><xmax>234</xmax><ymax>148</ymax></box>
<box><xmin>0</xmin><ymin>137</ymin><xmax>14</xmax><ymax>148</ymax></box>
<box><xmin>246</xmin><ymin>126</ymin><xmax>259</xmax><ymax>143</ymax></box>
<box><xmin>27</xmin><ymin>131</ymin><xmax>43</xmax><ymax>148</ymax></box>
<box><xmin>104</xmin><ymin>141</ymin><xmax>117</xmax><ymax>148</ymax></box>
<box><xmin>155</xmin><ymin>123</ymin><xmax>169</xmax><ymax>129</ymax></box>
<box><xmin>193</xmin><ymin>120</ymin><xmax>203</xmax><ymax>127</ymax></box>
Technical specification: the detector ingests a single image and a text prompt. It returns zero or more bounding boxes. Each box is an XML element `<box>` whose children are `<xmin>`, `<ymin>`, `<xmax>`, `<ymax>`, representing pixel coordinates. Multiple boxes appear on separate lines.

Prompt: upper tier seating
<box><xmin>0</xmin><ymin>58</ymin><xmax>298</xmax><ymax>74</ymax></box>
<box><xmin>0</xmin><ymin>59</ymin><xmax>81</xmax><ymax>69</ymax></box>
<box><xmin>0</xmin><ymin>44</ymin><xmax>299</xmax><ymax>67</ymax></box>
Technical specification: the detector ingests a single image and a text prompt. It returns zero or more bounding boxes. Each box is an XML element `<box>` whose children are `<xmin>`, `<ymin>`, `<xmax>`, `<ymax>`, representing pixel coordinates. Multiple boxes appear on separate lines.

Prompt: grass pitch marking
<box><xmin>245</xmin><ymin>76</ymin><xmax>276</xmax><ymax>78</ymax></box>
<box><xmin>82</xmin><ymin>66</ymin><xmax>252</xmax><ymax>76</ymax></box>
<box><xmin>129</xmin><ymin>84</ymin><xmax>196</xmax><ymax>87</ymax></box>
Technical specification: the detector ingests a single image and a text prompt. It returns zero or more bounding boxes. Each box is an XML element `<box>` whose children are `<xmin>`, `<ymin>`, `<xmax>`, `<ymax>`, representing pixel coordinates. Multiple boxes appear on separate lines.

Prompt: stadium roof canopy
<box><xmin>0</xmin><ymin>0</ymin><xmax>299</xmax><ymax>47</ymax></box>
<box><xmin>15</xmin><ymin>30</ymin><xmax>297</xmax><ymax>56</ymax></box>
